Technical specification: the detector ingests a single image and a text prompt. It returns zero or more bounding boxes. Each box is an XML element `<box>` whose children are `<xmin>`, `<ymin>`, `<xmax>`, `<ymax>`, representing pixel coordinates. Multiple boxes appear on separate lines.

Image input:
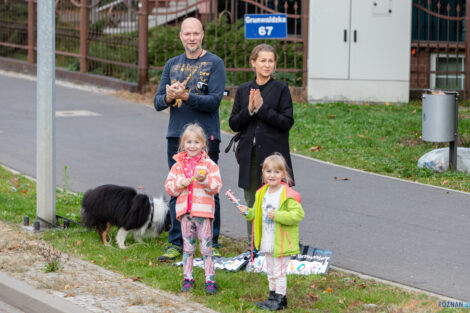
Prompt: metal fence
<box><xmin>0</xmin><ymin>0</ymin><xmax>307</xmax><ymax>93</ymax></box>
<box><xmin>410</xmin><ymin>0</ymin><xmax>470</xmax><ymax>98</ymax></box>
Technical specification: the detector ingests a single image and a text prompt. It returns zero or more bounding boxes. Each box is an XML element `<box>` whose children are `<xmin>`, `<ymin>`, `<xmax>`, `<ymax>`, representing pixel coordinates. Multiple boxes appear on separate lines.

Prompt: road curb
<box><xmin>0</xmin><ymin>271</ymin><xmax>91</xmax><ymax>313</ymax></box>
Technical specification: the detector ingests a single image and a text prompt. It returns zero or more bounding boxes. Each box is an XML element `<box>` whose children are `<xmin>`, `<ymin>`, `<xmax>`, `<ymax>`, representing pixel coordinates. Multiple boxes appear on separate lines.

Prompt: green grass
<box><xmin>0</xmin><ymin>166</ymin><xmax>466</xmax><ymax>312</ymax></box>
<box><xmin>220</xmin><ymin>100</ymin><xmax>470</xmax><ymax>192</ymax></box>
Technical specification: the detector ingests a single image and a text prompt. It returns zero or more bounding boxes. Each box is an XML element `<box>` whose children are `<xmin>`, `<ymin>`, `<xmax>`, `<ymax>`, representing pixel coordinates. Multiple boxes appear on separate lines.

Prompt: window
<box><xmin>430</xmin><ymin>53</ymin><xmax>465</xmax><ymax>90</ymax></box>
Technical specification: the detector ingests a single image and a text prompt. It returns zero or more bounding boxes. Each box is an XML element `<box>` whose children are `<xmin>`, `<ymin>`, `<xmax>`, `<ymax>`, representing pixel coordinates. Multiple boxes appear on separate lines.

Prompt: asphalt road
<box><xmin>1</xmin><ymin>72</ymin><xmax>469</xmax><ymax>301</ymax></box>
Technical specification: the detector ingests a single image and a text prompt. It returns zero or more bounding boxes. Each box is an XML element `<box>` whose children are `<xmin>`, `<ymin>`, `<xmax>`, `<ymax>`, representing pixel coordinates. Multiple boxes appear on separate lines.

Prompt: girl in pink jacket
<box><xmin>165</xmin><ymin>123</ymin><xmax>222</xmax><ymax>295</ymax></box>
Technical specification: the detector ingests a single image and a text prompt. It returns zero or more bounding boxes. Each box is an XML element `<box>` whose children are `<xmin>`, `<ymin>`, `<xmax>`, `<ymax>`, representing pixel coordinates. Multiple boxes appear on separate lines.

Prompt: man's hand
<box><xmin>165</xmin><ymin>84</ymin><xmax>177</xmax><ymax>104</ymax></box>
<box><xmin>173</xmin><ymin>82</ymin><xmax>189</xmax><ymax>101</ymax></box>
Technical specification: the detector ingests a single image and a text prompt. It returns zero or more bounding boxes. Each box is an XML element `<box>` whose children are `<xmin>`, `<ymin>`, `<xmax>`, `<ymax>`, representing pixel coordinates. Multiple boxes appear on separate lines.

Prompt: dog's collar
<box><xmin>148</xmin><ymin>196</ymin><xmax>154</xmax><ymax>229</ymax></box>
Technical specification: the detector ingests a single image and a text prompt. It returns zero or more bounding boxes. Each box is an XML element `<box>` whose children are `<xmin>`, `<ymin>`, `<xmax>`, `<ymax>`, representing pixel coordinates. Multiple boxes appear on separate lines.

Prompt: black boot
<box><xmin>264</xmin><ymin>293</ymin><xmax>287</xmax><ymax>311</ymax></box>
<box><xmin>255</xmin><ymin>290</ymin><xmax>276</xmax><ymax>309</ymax></box>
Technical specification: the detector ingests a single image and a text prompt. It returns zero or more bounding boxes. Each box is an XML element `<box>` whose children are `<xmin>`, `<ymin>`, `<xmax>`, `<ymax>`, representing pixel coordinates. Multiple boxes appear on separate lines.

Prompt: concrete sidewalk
<box><xmin>0</xmin><ymin>272</ymin><xmax>91</xmax><ymax>313</ymax></box>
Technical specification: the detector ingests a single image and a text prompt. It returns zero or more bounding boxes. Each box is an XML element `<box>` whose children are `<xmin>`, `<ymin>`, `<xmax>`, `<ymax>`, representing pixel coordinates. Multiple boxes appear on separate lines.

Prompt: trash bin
<box><xmin>421</xmin><ymin>90</ymin><xmax>459</xmax><ymax>170</ymax></box>
<box><xmin>422</xmin><ymin>91</ymin><xmax>458</xmax><ymax>142</ymax></box>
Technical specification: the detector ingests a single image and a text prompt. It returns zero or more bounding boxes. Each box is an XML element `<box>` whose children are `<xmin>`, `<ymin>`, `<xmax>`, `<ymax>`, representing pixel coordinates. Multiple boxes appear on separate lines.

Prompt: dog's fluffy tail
<box><xmin>122</xmin><ymin>194</ymin><xmax>152</xmax><ymax>230</ymax></box>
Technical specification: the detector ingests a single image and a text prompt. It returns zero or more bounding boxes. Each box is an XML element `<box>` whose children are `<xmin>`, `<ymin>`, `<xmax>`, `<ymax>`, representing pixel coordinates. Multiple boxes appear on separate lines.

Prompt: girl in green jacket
<box><xmin>238</xmin><ymin>154</ymin><xmax>304</xmax><ymax>311</ymax></box>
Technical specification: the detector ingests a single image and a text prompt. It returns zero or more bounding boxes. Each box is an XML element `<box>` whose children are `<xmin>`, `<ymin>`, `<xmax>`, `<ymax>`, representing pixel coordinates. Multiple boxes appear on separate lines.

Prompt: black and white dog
<box><xmin>80</xmin><ymin>184</ymin><xmax>171</xmax><ymax>249</ymax></box>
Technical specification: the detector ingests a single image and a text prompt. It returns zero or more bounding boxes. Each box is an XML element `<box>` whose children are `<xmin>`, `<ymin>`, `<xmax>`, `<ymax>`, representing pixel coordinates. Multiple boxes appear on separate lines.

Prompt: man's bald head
<box><xmin>180</xmin><ymin>17</ymin><xmax>204</xmax><ymax>56</ymax></box>
<box><xmin>181</xmin><ymin>17</ymin><xmax>203</xmax><ymax>33</ymax></box>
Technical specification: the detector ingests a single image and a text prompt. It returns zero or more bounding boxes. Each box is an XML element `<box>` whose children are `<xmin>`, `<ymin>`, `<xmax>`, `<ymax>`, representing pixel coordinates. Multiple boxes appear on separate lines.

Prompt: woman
<box><xmin>229</xmin><ymin>43</ymin><xmax>295</xmax><ymax>247</ymax></box>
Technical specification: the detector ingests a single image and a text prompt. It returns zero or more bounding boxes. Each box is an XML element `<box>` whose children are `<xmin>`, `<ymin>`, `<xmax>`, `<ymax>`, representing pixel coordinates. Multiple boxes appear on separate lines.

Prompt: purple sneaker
<box><xmin>205</xmin><ymin>281</ymin><xmax>217</xmax><ymax>295</ymax></box>
<box><xmin>180</xmin><ymin>279</ymin><xmax>194</xmax><ymax>292</ymax></box>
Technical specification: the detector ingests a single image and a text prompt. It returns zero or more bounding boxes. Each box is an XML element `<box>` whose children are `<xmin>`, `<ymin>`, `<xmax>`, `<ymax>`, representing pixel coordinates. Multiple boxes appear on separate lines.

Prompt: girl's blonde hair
<box><xmin>178</xmin><ymin>123</ymin><xmax>208</xmax><ymax>153</ymax></box>
<box><xmin>261</xmin><ymin>153</ymin><xmax>292</xmax><ymax>186</ymax></box>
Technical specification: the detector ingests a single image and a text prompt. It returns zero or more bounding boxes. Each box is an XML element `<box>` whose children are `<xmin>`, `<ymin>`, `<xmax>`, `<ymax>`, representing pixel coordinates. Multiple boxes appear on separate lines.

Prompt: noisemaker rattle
<box><xmin>225</xmin><ymin>189</ymin><xmax>241</xmax><ymax>206</ymax></box>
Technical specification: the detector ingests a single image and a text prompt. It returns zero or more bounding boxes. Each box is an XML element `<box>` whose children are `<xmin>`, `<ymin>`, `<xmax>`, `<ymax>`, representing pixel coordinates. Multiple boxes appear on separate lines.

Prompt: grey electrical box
<box><xmin>422</xmin><ymin>92</ymin><xmax>457</xmax><ymax>142</ymax></box>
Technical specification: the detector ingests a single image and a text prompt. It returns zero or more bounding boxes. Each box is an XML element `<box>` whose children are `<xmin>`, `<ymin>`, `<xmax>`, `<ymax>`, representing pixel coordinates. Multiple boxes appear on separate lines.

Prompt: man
<box><xmin>154</xmin><ymin>17</ymin><xmax>226</xmax><ymax>261</ymax></box>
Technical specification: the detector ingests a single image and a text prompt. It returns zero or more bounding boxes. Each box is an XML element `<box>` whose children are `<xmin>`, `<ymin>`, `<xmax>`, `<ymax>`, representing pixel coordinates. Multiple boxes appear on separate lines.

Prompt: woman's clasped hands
<box><xmin>248</xmin><ymin>88</ymin><xmax>263</xmax><ymax>114</ymax></box>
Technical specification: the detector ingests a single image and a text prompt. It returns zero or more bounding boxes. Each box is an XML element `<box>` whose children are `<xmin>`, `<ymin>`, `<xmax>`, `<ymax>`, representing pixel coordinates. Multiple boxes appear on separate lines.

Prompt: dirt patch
<box><xmin>0</xmin><ymin>221</ymin><xmax>217</xmax><ymax>313</ymax></box>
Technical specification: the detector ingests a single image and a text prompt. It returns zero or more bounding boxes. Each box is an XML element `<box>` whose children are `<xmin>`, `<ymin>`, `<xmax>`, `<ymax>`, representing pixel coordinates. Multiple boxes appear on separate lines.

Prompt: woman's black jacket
<box><xmin>229</xmin><ymin>78</ymin><xmax>295</xmax><ymax>189</ymax></box>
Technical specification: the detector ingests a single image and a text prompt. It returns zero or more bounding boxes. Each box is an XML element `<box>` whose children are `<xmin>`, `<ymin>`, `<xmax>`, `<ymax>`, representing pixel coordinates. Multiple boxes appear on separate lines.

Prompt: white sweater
<box><xmin>259</xmin><ymin>186</ymin><xmax>284</xmax><ymax>253</ymax></box>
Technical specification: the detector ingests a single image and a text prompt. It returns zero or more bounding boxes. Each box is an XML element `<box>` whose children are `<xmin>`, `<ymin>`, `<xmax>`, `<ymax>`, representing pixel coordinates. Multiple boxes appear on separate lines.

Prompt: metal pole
<box><xmin>80</xmin><ymin>0</ymin><xmax>89</xmax><ymax>73</ymax></box>
<box><xmin>465</xmin><ymin>0</ymin><xmax>470</xmax><ymax>99</ymax></box>
<box><xmin>138</xmin><ymin>0</ymin><xmax>149</xmax><ymax>91</ymax></box>
<box><xmin>36</xmin><ymin>0</ymin><xmax>56</xmax><ymax>229</ymax></box>
<box><xmin>301</xmin><ymin>0</ymin><xmax>309</xmax><ymax>91</ymax></box>
<box><xmin>449</xmin><ymin>93</ymin><xmax>459</xmax><ymax>170</ymax></box>
<box><xmin>27</xmin><ymin>0</ymin><xmax>36</xmax><ymax>63</ymax></box>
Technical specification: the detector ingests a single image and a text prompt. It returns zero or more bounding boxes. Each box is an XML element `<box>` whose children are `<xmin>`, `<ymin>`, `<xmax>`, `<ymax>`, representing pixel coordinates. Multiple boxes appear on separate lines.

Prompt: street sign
<box><xmin>244</xmin><ymin>14</ymin><xmax>287</xmax><ymax>40</ymax></box>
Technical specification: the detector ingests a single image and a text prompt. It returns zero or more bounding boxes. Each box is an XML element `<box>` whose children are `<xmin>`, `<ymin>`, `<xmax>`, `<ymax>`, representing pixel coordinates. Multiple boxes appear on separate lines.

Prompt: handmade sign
<box><xmin>246</xmin><ymin>244</ymin><xmax>333</xmax><ymax>275</ymax></box>
<box><xmin>174</xmin><ymin>245</ymin><xmax>333</xmax><ymax>275</ymax></box>
<box><xmin>174</xmin><ymin>251</ymin><xmax>250</xmax><ymax>272</ymax></box>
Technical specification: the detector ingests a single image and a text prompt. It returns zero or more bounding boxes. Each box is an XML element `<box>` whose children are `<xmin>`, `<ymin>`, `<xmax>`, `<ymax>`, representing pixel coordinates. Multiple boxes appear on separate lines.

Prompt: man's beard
<box><xmin>185</xmin><ymin>45</ymin><xmax>201</xmax><ymax>54</ymax></box>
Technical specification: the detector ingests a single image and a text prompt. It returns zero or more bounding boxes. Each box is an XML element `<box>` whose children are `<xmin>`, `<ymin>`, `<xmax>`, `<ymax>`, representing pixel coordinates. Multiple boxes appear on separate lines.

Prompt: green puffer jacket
<box><xmin>245</xmin><ymin>182</ymin><xmax>305</xmax><ymax>258</ymax></box>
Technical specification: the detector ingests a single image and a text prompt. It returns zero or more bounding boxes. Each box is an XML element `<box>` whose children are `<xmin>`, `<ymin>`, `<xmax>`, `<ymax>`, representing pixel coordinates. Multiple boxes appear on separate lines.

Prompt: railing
<box><xmin>411</xmin><ymin>0</ymin><xmax>470</xmax><ymax>98</ymax></box>
<box><xmin>0</xmin><ymin>0</ymin><xmax>308</xmax><ymax>95</ymax></box>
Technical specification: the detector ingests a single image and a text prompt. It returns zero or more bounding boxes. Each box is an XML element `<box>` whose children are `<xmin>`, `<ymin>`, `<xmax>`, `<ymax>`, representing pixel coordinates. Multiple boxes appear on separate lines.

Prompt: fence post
<box><xmin>138</xmin><ymin>0</ymin><xmax>149</xmax><ymax>91</ymax></box>
<box><xmin>301</xmin><ymin>0</ymin><xmax>308</xmax><ymax>89</ymax></box>
<box><xmin>80</xmin><ymin>0</ymin><xmax>89</xmax><ymax>73</ymax></box>
<box><xmin>466</xmin><ymin>0</ymin><xmax>470</xmax><ymax>98</ymax></box>
<box><xmin>27</xmin><ymin>0</ymin><xmax>36</xmax><ymax>63</ymax></box>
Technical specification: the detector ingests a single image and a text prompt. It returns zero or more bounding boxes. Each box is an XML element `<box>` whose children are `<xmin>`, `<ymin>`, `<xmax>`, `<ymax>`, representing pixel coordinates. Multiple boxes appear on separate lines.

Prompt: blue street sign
<box><xmin>244</xmin><ymin>14</ymin><xmax>287</xmax><ymax>40</ymax></box>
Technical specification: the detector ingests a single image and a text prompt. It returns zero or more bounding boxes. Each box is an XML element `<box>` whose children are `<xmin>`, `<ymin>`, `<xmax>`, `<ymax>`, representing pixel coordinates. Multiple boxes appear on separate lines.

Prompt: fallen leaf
<box><xmin>137</xmin><ymin>186</ymin><xmax>146</xmax><ymax>189</ymax></box>
<box><xmin>328</xmin><ymin>114</ymin><xmax>335</xmax><ymax>118</ymax></box>
<box><xmin>64</xmin><ymin>284</ymin><xmax>70</xmax><ymax>290</ymax></box>
<box><xmin>334</xmin><ymin>176</ymin><xmax>349</xmax><ymax>181</ymax></box>
<box><xmin>385</xmin><ymin>102</ymin><xmax>390</xmax><ymax>106</ymax></box>
<box><xmin>132</xmin><ymin>277</ymin><xmax>143</xmax><ymax>281</ymax></box>
<box><xmin>441</xmin><ymin>180</ymin><xmax>450</xmax><ymax>186</ymax></box>
<box><xmin>64</xmin><ymin>293</ymin><xmax>75</xmax><ymax>298</ymax></box>
<box><xmin>148</xmin><ymin>260</ymin><xmax>153</xmax><ymax>266</ymax></box>
<box><xmin>327</xmin><ymin>287</ymin><xmax>333</xmax><ymax>293</ymax></box>
<box><xmin>412</xmin><ymin>109</ymin><xmax>417</xmax><ymax>113</ymax></box>
<box><xmin>310</xmin><ymin>146</ymin><xmax>321</xmax><ymax>152</ymax></box>
<box><xmin>91</xmin><ymin>260</ymin><xmax>96</xmax><ymax>263</ymax></box>
<box><xmin>357</xmin><ymin>134</ymin><xmax>367</xmax><ymax>138</ymax></box>
<box><xmin>309</xmin><ymin>292</ymin><xmax>319</xmax><ymax>301</ymax></box>
<box><xmin>310</xmin><ymin>283</ymin><xmax>316</xmax><ymax>289</ymax></box>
